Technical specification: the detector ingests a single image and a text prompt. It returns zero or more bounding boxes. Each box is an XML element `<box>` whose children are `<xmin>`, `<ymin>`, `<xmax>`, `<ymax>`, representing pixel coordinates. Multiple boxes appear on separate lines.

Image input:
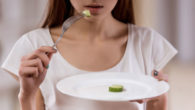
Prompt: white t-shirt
<box><xmin>1</xmin><ymin>24</ymin><xmax>177</xmax><ymax>110</ymax></box>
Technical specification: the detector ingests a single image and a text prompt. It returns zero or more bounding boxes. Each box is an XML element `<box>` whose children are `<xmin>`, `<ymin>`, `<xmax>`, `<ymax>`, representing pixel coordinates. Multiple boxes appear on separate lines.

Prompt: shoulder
<box><xmin>129</xmin><ymin>24</ymin><xmax>165</xmax><ymax>44</ymax></box>
<box><xmin>20</xmin><ymin>28</ymin><xmax>52</xmax><ymax>49</ymax></box>
<box><xmin>130</xmin><ymin>24</ymin><xmax>159</xmax><ymax>37</ymax></box>
<box><xmin>23</xmin><ymin>28</ymin><xmax>49</xmax><ymax>40</ymax></box>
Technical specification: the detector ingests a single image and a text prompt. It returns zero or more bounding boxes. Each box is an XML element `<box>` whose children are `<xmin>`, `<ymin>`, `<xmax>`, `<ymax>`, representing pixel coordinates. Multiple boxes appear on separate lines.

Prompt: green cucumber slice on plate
<box><xmin>109</xmin><ymin>84</ymin><xmax>124</xmax><ymax>92</ymax></box>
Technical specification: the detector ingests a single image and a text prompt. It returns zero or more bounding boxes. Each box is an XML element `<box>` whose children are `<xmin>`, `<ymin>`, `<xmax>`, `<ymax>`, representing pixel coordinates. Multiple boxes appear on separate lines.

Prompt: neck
<box><xmin>65</xmin><ymin>13</ymin><xmax>121</xmax><ymax>41</ymax></box>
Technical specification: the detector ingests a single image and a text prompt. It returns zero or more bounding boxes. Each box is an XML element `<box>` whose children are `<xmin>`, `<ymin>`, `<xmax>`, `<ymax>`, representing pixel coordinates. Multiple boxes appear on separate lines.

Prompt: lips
<box><xmin>84</xmin><ymin>4</ymin><xmax>104</xmax><ymax>14</ymax></box>
<box><xmin>85</xmin><ymin>5</ymin><xmax>104</xmax><ymax>8</ymax></box>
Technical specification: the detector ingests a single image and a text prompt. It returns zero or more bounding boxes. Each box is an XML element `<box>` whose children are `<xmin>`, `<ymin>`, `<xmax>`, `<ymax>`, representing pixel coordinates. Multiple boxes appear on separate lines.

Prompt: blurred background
<box><xmin>0</xmin><ymin>0</ymin><xmax>194</xmax><ymax>110</ymax></box>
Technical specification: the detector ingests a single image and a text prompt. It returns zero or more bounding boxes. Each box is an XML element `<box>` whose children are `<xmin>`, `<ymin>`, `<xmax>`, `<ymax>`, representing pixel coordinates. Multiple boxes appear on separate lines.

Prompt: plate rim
<box><xmin>56</xmin><ymin>72</ymin><xmax>169</xmax><ymax>102</ymax></box>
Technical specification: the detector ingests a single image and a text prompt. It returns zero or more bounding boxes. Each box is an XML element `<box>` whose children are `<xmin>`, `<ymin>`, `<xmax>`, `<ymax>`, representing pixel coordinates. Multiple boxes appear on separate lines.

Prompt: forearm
<box><xmin>146</xmin><ymin>93</ymin><xmax>168</xmax><ymax>110</ymax></box>
<box><xmin>18</xmin><ymin>93</ymin><xmax>36</xmax><ymax>110</ymax></box>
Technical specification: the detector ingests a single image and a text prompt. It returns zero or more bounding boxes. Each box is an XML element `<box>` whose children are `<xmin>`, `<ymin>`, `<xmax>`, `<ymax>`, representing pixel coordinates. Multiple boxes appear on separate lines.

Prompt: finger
<box><xmin>19</xmin><ymin>67</ymin><xmax>39</xmax><ymax>78</ymax></box>
<box><xmin>129</xmin><ymin>100</ymin><xmax>144</xmax><ymax>104</ymax></box>
<box><xmin>21</xmin><ymin>58</ymin><xmax>44</xmax><ymax>73</ymax></box>
<box><xmin>152</xmin><ymin>70</ymin><xmax>169</xmax><ymax>82</ymax></box>
<box><xmin>129</xmin><ymin>99</ymin><xmax>148</xmax><ymax>104</ymax></box>
<box><xmin>136</xmin><ymin>100</ymin><xmax>144</xmax><ymax>104</ymax></box>
<box><xmin>36</xmin><ymin>68</ymin><xmax>47</xmax><ymax>84</ymax></box>
<box><xmin>25</xmin><ymin>46</ymin><xmax>57</xmax><ymax>60</ymax></box>
<box><xmin>27</xmin><ymin>51</ymin><xmax>51</xmax><ymax>68</ymax></box>
<box><xmin>38</xmin><ymin>46</ymin><xmax>57</xmax><ymax>54</ymax></box>
<box><xmin>158</xmin><ymin>74</ymin><xmax>168</xmax><ymax>82</ymax></box>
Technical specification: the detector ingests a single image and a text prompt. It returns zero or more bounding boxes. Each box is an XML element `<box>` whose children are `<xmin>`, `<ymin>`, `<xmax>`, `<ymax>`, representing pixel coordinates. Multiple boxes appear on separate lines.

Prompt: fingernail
<box><xmin>46</xmin><ymin>64</ymin><xmax>49</xmax><ymax>69</ymax></box>
<box><xmin>154</xmin><ymin>71</ymin><xmax>158</xmax><ymax>76</ymax></box>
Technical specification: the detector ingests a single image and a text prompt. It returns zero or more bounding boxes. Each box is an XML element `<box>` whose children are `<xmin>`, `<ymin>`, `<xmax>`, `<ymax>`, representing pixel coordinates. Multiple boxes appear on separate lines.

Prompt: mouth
<box><xmin>84</xmin><ymin>4</ymin><xmax>104</xmax><ymax>14</ymax></box>
<box><xmin>85</xmin><ymin>5</ymin><xmax>104</xmax><ymax>8</ymax></box>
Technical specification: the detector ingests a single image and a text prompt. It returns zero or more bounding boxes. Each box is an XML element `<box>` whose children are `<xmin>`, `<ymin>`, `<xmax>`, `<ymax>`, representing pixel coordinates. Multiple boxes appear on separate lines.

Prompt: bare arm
<box><xmin>3</xmin><ymin>46</ymin><xmax>56</xmax><ymax>110</ymax></box>
<box><xmin>4</xmin><ymin>70</ymin><xmax>45</xmax><ymax>110</ymax></box>
<box><xmin>36</xmin><ymin>89</ymin><xmax>45</xmax><ymax>110</ymax></box>
<box><xmin>130</xmin><ymin>70</ymin><xmax>168</xmax><ymax>109</ymax></box>
<box><xmin>18</xmin><ymin>89</ymin><xmax>45</xmax><ymax>110</ymax></box>
<box><xmin>146</xmin><ymin>70</ymin><xmax>168</xmax><ymax>110</ymax></box>
<box><xmin>146</xmin><ymin>93</ymin><xmax>168</xmax><ymax>110</ymax></box>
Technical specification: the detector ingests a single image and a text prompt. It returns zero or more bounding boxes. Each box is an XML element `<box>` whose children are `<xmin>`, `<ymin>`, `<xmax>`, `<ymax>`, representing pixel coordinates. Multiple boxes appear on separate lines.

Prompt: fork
<box><xmin>52</xmin><ymin>14</ymin><xmax>85</xmax><ymax>48</ymax></box>
<box><xmin>45</xmin><ymin>14</ymin><xmax>85</xmax><ymax>68</ymax></box>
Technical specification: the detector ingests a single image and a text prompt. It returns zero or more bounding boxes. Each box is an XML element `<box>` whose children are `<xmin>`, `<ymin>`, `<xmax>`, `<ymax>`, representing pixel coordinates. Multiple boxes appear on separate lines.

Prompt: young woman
<box><xmin>1</xmin><ymin>0</ymin><xmax>177</xmax><ymax>110</ymax></box>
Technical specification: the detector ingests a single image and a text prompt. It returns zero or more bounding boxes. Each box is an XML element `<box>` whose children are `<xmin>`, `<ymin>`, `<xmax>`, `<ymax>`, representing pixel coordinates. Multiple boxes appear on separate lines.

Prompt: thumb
<box><xmin>152</xmin><ymin>70</ymin><xmax>168</xmax><ymax>82</ymax></box>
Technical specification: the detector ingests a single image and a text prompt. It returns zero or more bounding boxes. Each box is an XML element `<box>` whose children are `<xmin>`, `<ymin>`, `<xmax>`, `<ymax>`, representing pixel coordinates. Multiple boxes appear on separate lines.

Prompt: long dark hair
<box><xmin>42</xmin><ymin>0</ymin><xmax>135</xmax><ymax>28</ymax></box>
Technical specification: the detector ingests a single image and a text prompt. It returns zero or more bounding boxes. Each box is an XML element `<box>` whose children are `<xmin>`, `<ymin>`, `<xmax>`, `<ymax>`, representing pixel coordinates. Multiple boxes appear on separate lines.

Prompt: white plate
<box><xmin>56</xmin><ymin>72</ymin><xmax>169</xmax><ymax>102</ymax></box>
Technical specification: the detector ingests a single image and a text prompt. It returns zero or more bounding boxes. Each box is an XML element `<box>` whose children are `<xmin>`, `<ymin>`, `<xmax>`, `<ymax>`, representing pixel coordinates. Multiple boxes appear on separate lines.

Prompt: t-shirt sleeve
<box><xmin>151</xmin><ymin>30</ymin><xmax>178</xmax><ymax>71</ymax></box>
<box><xmin>1</xmin><ymin>34</ymin><xmax>34</xmax><ymax>76</ymax></box>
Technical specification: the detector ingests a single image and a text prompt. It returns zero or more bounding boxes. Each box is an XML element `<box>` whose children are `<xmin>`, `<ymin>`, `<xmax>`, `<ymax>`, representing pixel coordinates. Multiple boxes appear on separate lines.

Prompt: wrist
<box><xmin>18</xmin><ymin>94</ymin><xmax>36</xmax><ymax>105</ymax></box>
<box><xmin>18</xmin><ymin>91</ymin><xmax>37</xmax><ymax>110</ymax></box>
<box><xmin>18</xmin><ymin>90</ymin><xmax>36</xmax><ymax>101</ymax></box>
<box><xmin>146</xmin><ymin>93</ymin><xmax>168</xmax><ymax>110</ymax></box>
<box><xmin>19</xmin><ymin>97</ymin><xmax>36</xmax><ymax>110</ymax></box>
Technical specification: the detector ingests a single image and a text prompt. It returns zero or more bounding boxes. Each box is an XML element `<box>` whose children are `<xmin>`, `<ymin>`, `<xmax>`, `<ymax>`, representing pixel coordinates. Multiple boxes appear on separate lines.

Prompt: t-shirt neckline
<box><xmin>46</xmin><ymin>24</ymin><xmax>132</xmax><ymax>73</ymax></box>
